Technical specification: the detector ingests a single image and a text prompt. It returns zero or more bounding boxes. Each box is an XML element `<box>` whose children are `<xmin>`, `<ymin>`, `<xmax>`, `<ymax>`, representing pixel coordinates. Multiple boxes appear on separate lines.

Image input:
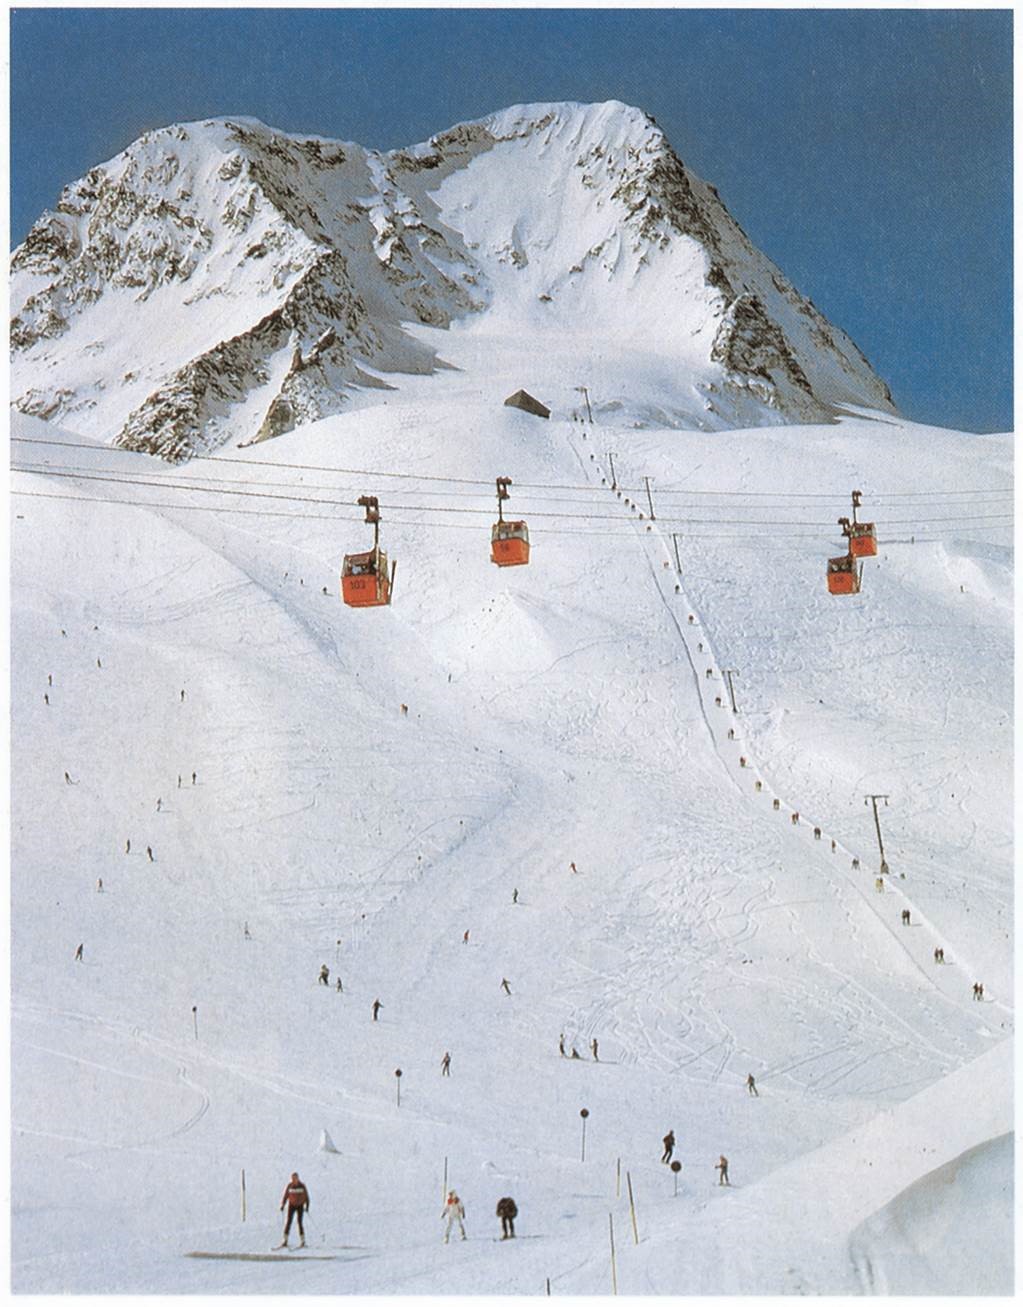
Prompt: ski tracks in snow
<box><xmin>563</xmin><ymin>422</ymin><xmax>1010</xmax><ymax>1073</ymax></box>
<box><xmin>13</xmin><ymin>1004</ymin><xmax>212</xmax><ymax>1166</ymax></box>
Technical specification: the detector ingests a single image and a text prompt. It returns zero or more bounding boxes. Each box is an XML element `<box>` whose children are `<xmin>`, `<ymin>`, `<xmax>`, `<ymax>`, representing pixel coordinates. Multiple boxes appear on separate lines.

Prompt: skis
<box><xmin>186</xmin><ymin>1251</ymin><xmax>334</xmax><ymax>1262</ymax></box>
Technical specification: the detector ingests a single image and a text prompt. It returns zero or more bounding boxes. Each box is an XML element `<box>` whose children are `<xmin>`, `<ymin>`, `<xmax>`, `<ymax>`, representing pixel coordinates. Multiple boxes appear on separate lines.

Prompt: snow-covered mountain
<box><xmin>11</xmin><ymin>101</ymin><xmax>895</xmax><ymax>460</ymax></box>
<box><xmin>10</xmin><ymin>97</ymin><xmax>1011</xmax><ymax>1296</ymax></box>
<box><xmin>11</xmin><ymin>373</ymin><xmax>1012</xmax><ymax>1290</ymax></box>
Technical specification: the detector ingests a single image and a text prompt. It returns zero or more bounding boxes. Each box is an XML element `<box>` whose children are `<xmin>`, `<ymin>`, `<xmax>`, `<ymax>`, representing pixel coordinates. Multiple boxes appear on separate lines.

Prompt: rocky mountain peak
<box><xmin>11</xmin><ymin>101</ymin><xmax>894</xmax><ymax>460</ymax></box>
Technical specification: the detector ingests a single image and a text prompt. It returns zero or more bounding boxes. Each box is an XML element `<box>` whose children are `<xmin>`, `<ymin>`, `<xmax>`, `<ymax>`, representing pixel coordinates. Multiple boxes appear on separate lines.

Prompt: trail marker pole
<box><xmin>643</xmin><ymin>477</ymin><xmax>656</xmax><ymax>520</ymax></box>
<box><xmin>609</xmin><ymin>1213</ymin><xmax>618</xmax><ymax>1295</ymax></box>
<box><xmin>608</xmin><ymin>453</ymin><xmax>618</xmax><ymax>491</ymax></box>
<box><xmin>580</xmin><ymin>1108</ymin><xmax>589</xmax><ymax>1162</ymax></box>
<box><xmin>626</xmin><ymin>1171</ymin><xmax>639</xmax><ymax>1245</ymax></box>
<box><xmin>671</xmin><ymin>1160</ymin><xmax>681</xmax><ymax>1197</ymax></box>
<box><xmin>722</xmin><ymin>669</ymin><xmax>740</xmax><ymax>713</ymax></box>
<box><xmin>616</xmin><ymin>1156</ymin><xmax>621</xmax><ymax>1199</ymax></box>
<box><xmin>864</xmin><ymin>794</ymin><xmax>891</xmax><ymax>873</ymax></box>
<box><xmin>192</xmin><ymin>1005</ymin><xmax>198</xmax><ymax>1041</ymax></box>
<box><xmin>395</xmin><ymin>1068</ymin><xmax>402</xmax><ymax>1108</ymax></box>
<box><xmin>241</xmin><ymin>1169</ymin><xmax>247</xmax><ymax>1222</ymax></box>
<box><xmin>546</xmin><ymin>1277</ymin><xmax>551</xmax><ymax>1296</ymax></box>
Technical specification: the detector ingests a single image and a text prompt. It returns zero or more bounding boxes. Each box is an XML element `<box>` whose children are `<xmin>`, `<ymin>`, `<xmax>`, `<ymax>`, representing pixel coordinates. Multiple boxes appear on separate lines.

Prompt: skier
<box><xmin>570</xmin><ymin>1047</ymin><xmax>581</xmax><ymax>1060</ymax></box>
<box><xmin>146</xmin><ymin>846</ymin><xmax>154</xmax><ymax>862</ymax></box>
<box><xmin>64</xmin><ymin>771</ymin><xmax>73</xmax><ymax>785</ymax></box>
<box><xmin>441</xmin><ymin>1051</ymin><xmax>451</xmax><ymax>1076</ymax></box>
<box><xmin>442</xmin><ymin>1190</ymin><xmax>467</xmax><ymax>1243</ymax></box>
<box><xmin>318</xmin><ymin>965</ymin><xmax>329</xmax><ymax>986</ymax></box>
<box><xmin>48</xmin><ymin>674</ymin><xmax>52</xmax><ymax>686</ymax></box>
<box><xmin>901</xmin><ymin>908</ymin><xmax>911</xmax><ymax>926</ymax></box>
<box><xmin>192</xmin><ymin>772</ymin><xmax>197</xmax><ymax>785</ymax></box>
<box><xmin>559</xmin><ymin>1034</ymin><xmax>566</xmax><ymax>1057</ymax></box>
<box><xmin>662</xmin><ymin>1131</ymin><xmax>675</xmax><ymax>1164</ymax></box>
<box><xmin>372</xmin><ymin>999</ymin><xmax>383</xmax><ymax>1021</ymax></box>
<box><xmin>244</xmin><ymin>922</ymin><xmax>251</xmax><ymax>940</ymax></box>
<box><xmin>96</xmin><ymin>878</ymin><xmax>103</xmax><ymax>893</ymax></box>
<box><xmin>44</xmin><ymin>693</ymin><xmax>49</xmax><ymax>706</ymax></box>
<box><xmin>463</xmin><ymin>930</ymin><xmax>470</xmax><ymax>944</ymax></box>
<box><xmin>335</xmin><ymin>977</ymin><xmax>343</xmax><ymax>993</ymax></box>
<box><xmin>512</xmin><ymin>889</ymin><xmax>518</xmax><ymax>904</ymax></box>
<box><xmin>125</xmin><ymin>839</ymin><xmax>131</xmax><ymax>854</ymax></box>
<box><xmin>746</xmin><ymin>1073</ymin><xmax>758</xmax><ymax>1097</ymax></box>
<box><xmin>178</xmin><ymin>775</ymin><xmax>182</xmax><ymax>789</ymax></box>
<box><xmin>716</xmin><ymin>1155</ymin><xmax>730</xmax><ymax>1186</ymax></box>
<box><xmin>496</xmin><ymin>1196</ymin><xmax>518</xmax><ymax>1240</ymax></box>
<box><xmin>501</xmin><ymin>978</ymin><xmax>511</xmax><ymax>995</ymax></box>
<box><xmin>276</xmin><ymin>1172</ymin><xmax>309</xmax><ymax>1248</ymax></box>
<box><xmin>591</xmin><ymin>1038</ymin><xmax>599</xmax><ymax>1061</ymax></box>
<box><xmin>180</xmin><ymin>689</ymin><xmax>185</xmax><ymax>702</ymax></box>
<box><xmin>570</xmin><ymin>862</ymin><xmax>578</xmax><ymax>874</ymax></box>
<box><xmin>96</xmin><ymin>658</ymin><xmax>102</xmax><ymax>668</ymax></box>
<box><xmin>156</xmin><ymin>798</ymin><xmax>163</xmax><ymax>812</ymax></box>
<box><xmin>74</xmin><ymin>943</ymin><xmax>84</xmax><ymax>962</ymax></box>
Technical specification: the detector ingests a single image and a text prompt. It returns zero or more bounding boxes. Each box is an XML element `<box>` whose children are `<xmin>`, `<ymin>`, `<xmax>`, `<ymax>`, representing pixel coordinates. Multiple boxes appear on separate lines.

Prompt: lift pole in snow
<box><xmin>643</xmin><ymin>477</ymin><xmax>656</xmax><ymax>520</ymax></box>
<box><xmin>722</xmin><ymin>669</ymin><xmax>740</xmax><ymax>714</ymax></box>
<box><xmin>864</xmin><ymin>794</ymin><xmax>891</xmax><ymax>873</ymax></box>
<box><xmin>672</xmin><ymin>534</ymin><xmax>683</xmax><ymax>573</ymax></box>
<box><xmin>575</xmin><ymin>385</ymin><xmax>594</xmax><ymax>425</ymax></box>
<box><xmin>608</xmin><ymin>453</ymin><xmax>618</xmax><ymax>492</ymax></box>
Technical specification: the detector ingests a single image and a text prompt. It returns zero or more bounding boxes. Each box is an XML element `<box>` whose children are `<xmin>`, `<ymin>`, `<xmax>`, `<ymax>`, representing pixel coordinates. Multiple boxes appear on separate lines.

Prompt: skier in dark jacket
<box><xmin>277</xmin><ymin>1172</ymin><xmax>309</xmax><ymax>1248</ymax></box>
<box><xmin>496</xmin><ymin>1196</ymin><xmax>518</xmax><ymax>1239</ymax></box>
<box><xmin>662</xmin><ymin>1130</ymin><xmax>675</xmax><ymax>1163</ymax></box>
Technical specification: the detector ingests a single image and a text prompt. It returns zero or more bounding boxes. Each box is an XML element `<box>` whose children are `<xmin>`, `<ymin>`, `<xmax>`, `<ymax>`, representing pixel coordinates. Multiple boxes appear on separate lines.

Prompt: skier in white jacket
<box><xmin>442</xmin><ymin>1190</ymin><xmax>467</xmax><ymax>1243</ymax></box>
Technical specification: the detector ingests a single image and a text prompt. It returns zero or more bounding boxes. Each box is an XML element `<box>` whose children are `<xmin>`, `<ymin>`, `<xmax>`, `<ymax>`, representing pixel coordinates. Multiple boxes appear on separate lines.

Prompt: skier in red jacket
<box><xmin>276</xmin><ymin>1173</ymin><xmax>309</xmax><ymax>1248</ymax></box>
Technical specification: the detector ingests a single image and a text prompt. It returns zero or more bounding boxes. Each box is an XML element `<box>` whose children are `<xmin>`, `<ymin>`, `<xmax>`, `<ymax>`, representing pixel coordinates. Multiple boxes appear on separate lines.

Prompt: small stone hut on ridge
<box><xmin>503</xmin><ymin>390</ymin><xmax>550</xmax><ymax>420</ymax></box>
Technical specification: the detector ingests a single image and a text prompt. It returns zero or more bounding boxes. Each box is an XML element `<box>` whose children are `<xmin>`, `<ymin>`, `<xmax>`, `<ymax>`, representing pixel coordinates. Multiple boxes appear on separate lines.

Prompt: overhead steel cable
<box><xmin>11</xmin><ymin>461</ymin><xmax>1012</xmax><ymax>526</ymax></box>
<box><xmin>15</xmin><ymin>451</ymin><xmax>1012</xmax><ymax>511</ymax></box>
<box><xmin>12</xmin><ymin>464</ymin><xmax>1013</xmax><ymax>534</ymax></box>
<box><xmin>10</xmin><ymin>434</ymin><xmax>1012</xmax><ymax>501</ymax></box>
<box><xmin>14</xmin><ymin>489</ymin><xmax>1009</xmax><ymax>546</ymax></box>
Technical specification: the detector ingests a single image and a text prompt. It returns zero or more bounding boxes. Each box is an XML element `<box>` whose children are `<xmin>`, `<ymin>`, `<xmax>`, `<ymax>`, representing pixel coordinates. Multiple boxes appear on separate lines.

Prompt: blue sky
<box><xmin>9</xmin><ymin>8</ymin><xmax>1013</xmax><ymax>433</ymax></box>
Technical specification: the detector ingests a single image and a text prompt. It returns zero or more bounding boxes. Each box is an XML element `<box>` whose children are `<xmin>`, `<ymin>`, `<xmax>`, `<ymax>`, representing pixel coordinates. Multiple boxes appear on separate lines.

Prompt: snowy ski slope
<box><xmin>9</xmin><ymin>329</ymin><xmax>1013</xmax><ymax>1293</ymax></box>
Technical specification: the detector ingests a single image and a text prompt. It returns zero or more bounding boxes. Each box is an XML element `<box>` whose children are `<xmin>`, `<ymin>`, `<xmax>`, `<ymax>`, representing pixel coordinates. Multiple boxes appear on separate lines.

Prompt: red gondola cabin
<box><xmin>341</xmin><ymin>546</ymin><xmax>392</xmax><ymax>606</ymax></box>
<box><xmin>491</xmin><ymin>476</ymin><xmax>530</xmax><ymax>566</ymax></box>
<box><xmin>491</xmin><ymin>520</ymin><xmax>530</xmax><ymax>566</ymax></box>
<box><xmin>341</xmin><ymin>495</ymin><xmax>395</xmax><ymax>607</ymax></box>
<box><xmin>847</xmin><ymin>523</ymin><xmax>878</xmax><ymax>558</ymax></box>
<box><xmin>827</xmin><ymin>554</ymin><xmax>861</xmax><ymax>596</ymax></box>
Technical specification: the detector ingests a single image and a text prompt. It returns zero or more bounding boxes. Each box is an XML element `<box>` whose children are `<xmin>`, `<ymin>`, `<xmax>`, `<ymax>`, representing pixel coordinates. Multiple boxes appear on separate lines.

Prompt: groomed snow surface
<box><xmin>10</xmin><ymin>339</ymin><xmax>1013</xmax><ymax>1294</ymax></box>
